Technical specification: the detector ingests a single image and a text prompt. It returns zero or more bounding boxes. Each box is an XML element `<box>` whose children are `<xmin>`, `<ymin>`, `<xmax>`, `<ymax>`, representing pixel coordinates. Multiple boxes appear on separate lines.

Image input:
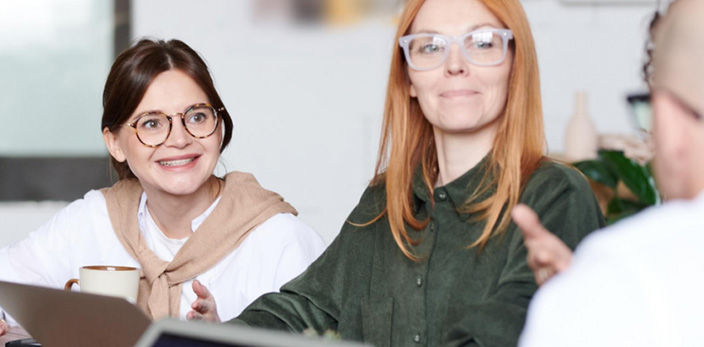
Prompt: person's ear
<box><xmin>103</xmin><ymin>127</ymin><xmax>126</xmax><ymax>163</ymax></box>
<box><xmin>409</xmin><ymin>83</ymin><xmax>417</xmax><ymax>98</ymax></box>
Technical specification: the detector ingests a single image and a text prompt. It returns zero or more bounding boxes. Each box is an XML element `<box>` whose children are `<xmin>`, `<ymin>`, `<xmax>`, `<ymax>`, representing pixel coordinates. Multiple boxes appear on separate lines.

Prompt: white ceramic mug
<box><xmin>64</xmin><ymin>265</ymin><xmax>140</xmax><ymax>303</ymax></box>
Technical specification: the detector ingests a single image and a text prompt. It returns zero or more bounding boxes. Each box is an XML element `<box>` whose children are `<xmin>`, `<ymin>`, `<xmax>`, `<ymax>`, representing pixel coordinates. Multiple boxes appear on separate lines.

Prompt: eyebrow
<box><xmin>132</xmin><ymin>109</ymin><xmax>163</xmax><ymax>119</ymax></box>
<box><xmin>412</xmin><ymin>22</ymin><xmax>501</xmax><ymax>35</ymax></box>
<box><xmin>132</xmin><ymin>102</ymin><xmax>210</xmax><ymax>119</ymax></box>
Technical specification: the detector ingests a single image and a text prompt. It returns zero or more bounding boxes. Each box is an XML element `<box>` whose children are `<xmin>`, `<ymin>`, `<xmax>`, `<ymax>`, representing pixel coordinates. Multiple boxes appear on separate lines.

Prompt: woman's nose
<box><xmin>445</xmin><ymin>44</ymin><xmax>469</xmax><ymax>76</ymax></box>
<box><xmin>163</xmin><ymin>116</ymin><xmax>193</xmax><ymax>148</ymax></box>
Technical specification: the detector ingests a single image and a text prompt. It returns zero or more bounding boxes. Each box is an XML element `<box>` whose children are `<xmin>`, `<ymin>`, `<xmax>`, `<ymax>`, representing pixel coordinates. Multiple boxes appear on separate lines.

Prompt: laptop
<box><xmin>1</xmin><ymin>281</ymin><xmax>369</xmax><ymax>347</ymax></box>
<box><xmin>0</xmin><ymin>280</ymin><xmax>151</xmax><ymax>347</ymax></box>
<box><xmin>135</xmin><ymin>318</ymin><xmax>370</xmax><ymax>347</ymax></box>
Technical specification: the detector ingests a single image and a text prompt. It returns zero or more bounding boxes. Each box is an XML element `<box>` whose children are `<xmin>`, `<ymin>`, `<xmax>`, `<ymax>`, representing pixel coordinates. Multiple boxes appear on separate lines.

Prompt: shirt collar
<box><xmin>137</xmin><ymin>191</ymin><xmax>222</xmax><ymax>235</ymax></box>
<box><xmin>412</xmin><ymin>154</ymin><xmax>493</xmax><ymax>221</ymax></box>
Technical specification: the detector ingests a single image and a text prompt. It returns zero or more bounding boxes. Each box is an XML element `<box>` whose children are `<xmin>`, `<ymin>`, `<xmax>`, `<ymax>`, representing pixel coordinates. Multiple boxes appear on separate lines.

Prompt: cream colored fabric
<box><xmin>102</xmin><ymin>172</ymin><xmax>297</xmax><ymax>319</ymax></box>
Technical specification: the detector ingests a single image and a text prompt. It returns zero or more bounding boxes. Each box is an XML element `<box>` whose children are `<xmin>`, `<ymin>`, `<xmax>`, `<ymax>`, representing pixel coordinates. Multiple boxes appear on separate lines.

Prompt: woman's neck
<box><xmin>143</xmin><ymin>176</ymin><xmax>221</xmax><ymax>239</ymax></box>
<box><xmin>433</xmin><ymin>124</ymin><xmax>498</xmax><ymax>187</ymax></box>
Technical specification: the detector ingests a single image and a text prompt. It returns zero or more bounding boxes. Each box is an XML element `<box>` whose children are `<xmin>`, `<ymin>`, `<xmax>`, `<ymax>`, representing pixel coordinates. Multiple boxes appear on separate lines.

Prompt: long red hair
<box><xmin>371</xmin><ymin>0</ymin><xmax>545</xmax><ymax>260</ymax></box>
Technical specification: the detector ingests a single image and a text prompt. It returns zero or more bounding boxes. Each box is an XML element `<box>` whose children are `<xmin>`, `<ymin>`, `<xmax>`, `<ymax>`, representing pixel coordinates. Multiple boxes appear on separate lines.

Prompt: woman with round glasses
<box><xmin>0</xmin><ymin>39</ymin><xmax>325</xmax><ymax>335</ymax></box>
<box><xmin>225</xmin><ymin>0</ymin><xmax>603</xmax><ymax>345</ymax></box>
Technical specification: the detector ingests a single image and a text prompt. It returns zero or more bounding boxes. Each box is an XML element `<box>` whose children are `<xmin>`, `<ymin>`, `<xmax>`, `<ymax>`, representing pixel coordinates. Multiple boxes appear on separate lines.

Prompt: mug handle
<box><xmin>64</xmin><ymin>278</ymin><xmax>79</xmax><ymax>291</ymax></box>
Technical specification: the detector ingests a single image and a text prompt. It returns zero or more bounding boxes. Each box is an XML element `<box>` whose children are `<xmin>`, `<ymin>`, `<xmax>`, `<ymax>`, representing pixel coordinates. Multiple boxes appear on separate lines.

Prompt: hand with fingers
<box><xmin>511</xmin><ymin>204</ymin><xmax>574</xmax><ymax>286</ymax></box>
<box><xmin>186</xmin><ymin>280</ymin><xmax>221</xmax><ymax>323</ymax></box>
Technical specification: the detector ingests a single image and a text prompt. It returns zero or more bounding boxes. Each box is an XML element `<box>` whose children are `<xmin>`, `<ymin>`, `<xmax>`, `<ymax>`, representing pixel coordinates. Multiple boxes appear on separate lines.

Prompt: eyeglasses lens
<box><xmin>407</xmin><ymin>31</ymin><xmax>506</xmax><ymax>69</ymax></box>
<box><xmin>135</xmin><ymin>106</ymin><xmax>218</xmax><ymax>146</ymax></box>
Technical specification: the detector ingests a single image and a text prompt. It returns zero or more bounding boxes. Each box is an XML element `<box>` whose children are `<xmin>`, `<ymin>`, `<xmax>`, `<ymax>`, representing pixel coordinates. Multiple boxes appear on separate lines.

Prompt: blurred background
<box><xmin>0</xmin><ymin>0</ymin><xmax>660</xmax><ymax>245</ymax></box>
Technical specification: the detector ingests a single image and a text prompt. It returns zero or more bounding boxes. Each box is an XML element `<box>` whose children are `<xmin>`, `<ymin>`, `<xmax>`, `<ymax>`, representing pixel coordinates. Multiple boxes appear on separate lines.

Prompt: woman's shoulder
<box><xmin>346</xmin><ymin>182</ymin><xmax>387</xmax><ymax>225</ymax></box>
<box><xmin>54</xmin><ymin>189</ymin><xmax>109</xmax><ymax>220</ymax></box>
<box><xmin>245</xmin><ymin>213</ymin><xmax>326</xmax><ymax>253</ymax></box>
<box><xmin>253</xmin><ymin>213</ymin><xmax>323</xmax><ymax>242</ymax></box>
<box><xmin>232</xmin><ymin>213</ymin><xmax>327</xmax><ymax>281</ymax></box>
<box><xmin>21</xmin><ymin>189</ymin><xmax>111</xmax><ymax>242</ymax></box>
<box><xmin>524</xmin><ymin>159</ymin><xmax>591</xmax><ymax>195</ymax></box>
<box><xmin>518</xmin><ymin>159</ymin><xmax>604</xmax><ymax>246</ymax></box>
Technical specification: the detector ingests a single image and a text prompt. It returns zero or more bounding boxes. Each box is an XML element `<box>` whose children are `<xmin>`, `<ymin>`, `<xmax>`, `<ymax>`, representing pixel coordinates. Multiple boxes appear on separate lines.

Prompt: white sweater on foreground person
<box><xmin>520</xmin><ymin>192</ymin><xmax>704</xmax><ymax>347</ymax></box>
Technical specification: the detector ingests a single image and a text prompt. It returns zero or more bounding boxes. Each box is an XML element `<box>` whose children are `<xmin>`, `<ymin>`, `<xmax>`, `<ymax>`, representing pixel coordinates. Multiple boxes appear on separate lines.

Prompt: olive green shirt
<box><xmin>230</xmin><ymin>159</ymin><xmax>605</xmax><ymax>347</ymax></box>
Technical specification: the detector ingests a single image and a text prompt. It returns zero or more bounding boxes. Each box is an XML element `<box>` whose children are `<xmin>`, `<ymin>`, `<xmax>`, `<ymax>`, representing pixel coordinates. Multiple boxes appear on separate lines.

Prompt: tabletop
<box><xmin>0</xmin><ymin>327</ymin><xmax>31</xmax><ymax>345</ymax></box>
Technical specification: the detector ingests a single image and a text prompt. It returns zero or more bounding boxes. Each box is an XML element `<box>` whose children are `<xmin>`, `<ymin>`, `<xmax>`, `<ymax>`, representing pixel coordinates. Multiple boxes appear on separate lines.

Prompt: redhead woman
<box><xmin>224</xmin><ymin>0</ymin><xmax>604</xmax><ymax>345</ymax></box>
<box><xmin>0</xmin><ymin>39</ymin><xmax>326</xmax><ymax>336</ymax></box>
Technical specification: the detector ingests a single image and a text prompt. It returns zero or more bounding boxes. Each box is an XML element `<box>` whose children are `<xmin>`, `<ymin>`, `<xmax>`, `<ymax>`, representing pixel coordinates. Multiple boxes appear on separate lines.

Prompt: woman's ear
<box><xmin>103</xmin><ymin>127</ymin><xmax>126</xmax><ymax>163</ymax></box>
<box><xmin>410</xmin><ymin>84</ymin><xmax>417</xmax><ymax>98</ymax></box>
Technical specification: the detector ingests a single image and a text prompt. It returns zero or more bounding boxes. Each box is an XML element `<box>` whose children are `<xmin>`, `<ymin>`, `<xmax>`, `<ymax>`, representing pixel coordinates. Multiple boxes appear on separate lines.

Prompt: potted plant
<box><xmin>574</xmin><ymin>150</ymin><xmax>660</xmax><ymax>224</ymax></box>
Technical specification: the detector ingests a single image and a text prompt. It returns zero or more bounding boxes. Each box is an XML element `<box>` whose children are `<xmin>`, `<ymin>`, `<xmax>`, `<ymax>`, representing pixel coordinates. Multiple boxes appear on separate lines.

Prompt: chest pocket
<box><xmin>361</xmin><ymin>297</ymin><xmax>394</xmax><ymax>347</ymax></box>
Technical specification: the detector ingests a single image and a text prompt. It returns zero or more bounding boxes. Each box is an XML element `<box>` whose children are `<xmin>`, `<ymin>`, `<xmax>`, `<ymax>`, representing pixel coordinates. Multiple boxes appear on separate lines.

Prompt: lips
<box><xmin>440</xmin><ymin>89</ymin><xmax>479</xmax><ymax>97</ymax></box>
<box><xmin>156</xmin><ymin>155</ymin><xmax>200</xmax><ymax>167</ymax></box>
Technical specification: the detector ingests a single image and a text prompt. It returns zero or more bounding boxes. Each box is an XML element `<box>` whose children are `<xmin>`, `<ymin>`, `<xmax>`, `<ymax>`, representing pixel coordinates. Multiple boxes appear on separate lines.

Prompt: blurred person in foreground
<box><xmin>516</xmin><ymin>0</ymin><xmax>704</xmax><ymax>345</ymax></box>
<box><xmin>217</xmin><ymin>0</ymin><xmax>603</xmax><ymax>345</ymax></box>
<box><xmin>0</xmin><ymin>39</ymin><xmax>326</xmax><ymax>336</ymax></box>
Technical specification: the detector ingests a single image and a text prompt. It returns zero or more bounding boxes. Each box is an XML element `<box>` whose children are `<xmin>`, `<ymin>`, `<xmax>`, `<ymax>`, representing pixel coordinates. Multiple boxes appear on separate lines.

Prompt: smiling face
<box><xmin>407</xmin><ymin>0</ymin><xmax>513</xmax><ymax>135</ymax></box>
<box><xmin>103</xmin><ymin>69</ymin><xmax>222</xmax><ymax>197</ymax></box>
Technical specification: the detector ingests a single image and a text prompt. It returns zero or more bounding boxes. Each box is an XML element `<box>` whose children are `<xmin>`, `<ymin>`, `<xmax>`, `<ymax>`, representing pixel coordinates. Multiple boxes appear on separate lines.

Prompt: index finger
<box><xmin>192</xmin><ymin>280</ymin><xmax>212</xmax><ymax>299</ymax></box>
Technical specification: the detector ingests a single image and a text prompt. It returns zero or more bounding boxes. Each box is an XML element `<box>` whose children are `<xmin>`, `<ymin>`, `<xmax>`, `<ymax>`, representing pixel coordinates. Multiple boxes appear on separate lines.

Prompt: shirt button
<box><xmin>437</xmin><ymin>190</ymin><xmax>447</xmax><ymax>200</ymax></box>
<box><xmin>429</xmin><ymin>223</ymin><xmax>435</xmax><ymax>232</ymax></box>
<box><xmin>413</xmin><ymin>334</ymin><xmax>421</xmax><ymax>343</ymax></box>
<box><xmin>416</xmin><ymin>276</ymin><xmax>423</xmax><ymax>287</ymax></box>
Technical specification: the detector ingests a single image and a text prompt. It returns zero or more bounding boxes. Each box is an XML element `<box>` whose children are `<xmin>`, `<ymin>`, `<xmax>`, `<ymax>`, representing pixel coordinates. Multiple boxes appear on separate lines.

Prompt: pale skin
<box><xmin>510</xmin><ymin>204</ymin><xmax>573</xmax><ymax>286</ymax></box>
<box><xmin>187</xmin><ymin>280</ymin><xmax>220</xmax><ymax>322</ymax></box>
<box><xmin>407</xmin><ymin>0</ymin><xmax>513</xmax><ymax>185</ymax></box>
<box><xmin>104</xmin><ymin>69</ymin><xmax>223</xmax><ymax>321</ymax></box>
<box><xmin>0</xmin><ymin>71</ymin><xmax>223</xmax><ymax>336</ymax></box>
<box><xmin>104</xmin><ymin>70</ymin><xmax>223</xmax><ymax>240</ymax></box>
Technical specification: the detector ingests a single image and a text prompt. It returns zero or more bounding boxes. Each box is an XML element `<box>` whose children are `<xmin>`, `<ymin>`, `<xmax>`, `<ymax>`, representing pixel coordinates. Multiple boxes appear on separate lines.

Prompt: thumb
<box><xmin>511</xmin><ymin>204</ymin><xmax>549</xmax><ymax>241</ymax></box>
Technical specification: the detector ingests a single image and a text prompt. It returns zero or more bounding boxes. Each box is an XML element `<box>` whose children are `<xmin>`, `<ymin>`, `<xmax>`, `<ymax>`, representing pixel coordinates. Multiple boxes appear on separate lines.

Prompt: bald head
<box><xmin>653</xmin><ymin>0</ymin><xmax>704</xmax><ymax>112</ymax></box>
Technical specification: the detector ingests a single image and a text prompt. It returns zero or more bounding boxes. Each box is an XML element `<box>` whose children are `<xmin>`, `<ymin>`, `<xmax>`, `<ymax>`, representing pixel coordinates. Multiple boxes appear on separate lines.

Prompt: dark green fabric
<box><xmin>229</xmin><ymin>159</ymin><xmax>605</xmax><ymax>347</ymax></box>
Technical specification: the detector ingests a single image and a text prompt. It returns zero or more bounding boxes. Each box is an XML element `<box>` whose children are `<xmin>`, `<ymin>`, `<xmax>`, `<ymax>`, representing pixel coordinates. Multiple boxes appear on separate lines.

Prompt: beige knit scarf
<box><xmin>101</xmin><ymin>172</ymin><xmax>297</xmax><ymax>320</ymax></box>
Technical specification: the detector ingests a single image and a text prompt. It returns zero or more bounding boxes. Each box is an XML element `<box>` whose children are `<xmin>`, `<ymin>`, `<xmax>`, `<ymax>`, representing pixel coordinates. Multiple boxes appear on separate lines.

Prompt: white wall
<box><xmin>132</xmin><ymin>0</ymin><xmax>658</xmax><ymax>243</ymax></box>
<box><xmin>133</xmin><ymin>1</ymin><xmax>393</xmax><ymax>244</ymax></box>
<box><xmin>0</xmin><ymin>0</ymin><xmax>660</xmax><ymax>247</ymax></box>
<box><xmin>0</xmin><ymin>202</ymin><xmax>68</xmax><ymax>247</ymax></box>
<box><xmin>524</xmin><ymin>0</ymin><xmax>655</xmax><ymax>153</ymax></box>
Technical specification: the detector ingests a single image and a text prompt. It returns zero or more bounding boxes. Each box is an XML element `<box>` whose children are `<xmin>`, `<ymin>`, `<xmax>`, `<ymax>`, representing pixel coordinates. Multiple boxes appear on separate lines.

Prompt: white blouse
<box><xmin>0</xmin><ymin>189</ymin><xmax>326</xmax><ymax>325</ymax></box>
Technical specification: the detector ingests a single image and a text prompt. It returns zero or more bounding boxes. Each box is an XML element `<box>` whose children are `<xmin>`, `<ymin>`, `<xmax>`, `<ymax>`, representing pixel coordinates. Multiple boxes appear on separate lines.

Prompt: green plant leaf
<box><xmin>574</xmin><ymin>159</ymin><xmax>618</xmax><ymax>189</ymax></box>
<box><xmin>606</xmin><ymin>197</ymin><xmax>624</xmax><ymax>215</ymax></box>
<box><xmin>600</xmin><ymin>150</ymin><xmax>658</xmax><ymax>205</ymax></box>
<box><xmin>607</xmin><ymin>198</ymin><xmax>648</xmax><ymax>215</ymax></box>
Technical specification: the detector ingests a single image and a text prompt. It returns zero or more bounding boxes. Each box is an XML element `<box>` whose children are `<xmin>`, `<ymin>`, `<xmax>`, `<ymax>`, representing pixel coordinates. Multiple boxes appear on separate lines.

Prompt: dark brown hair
<box><xmin>101</xmin><ymin>39</ymin><xmax>233</xmax><ymax>180</ymax></box>
<box><xmin>642</xmin><ymin>11</ymin><xmax>661</xmax><ymax>85</ymax></box>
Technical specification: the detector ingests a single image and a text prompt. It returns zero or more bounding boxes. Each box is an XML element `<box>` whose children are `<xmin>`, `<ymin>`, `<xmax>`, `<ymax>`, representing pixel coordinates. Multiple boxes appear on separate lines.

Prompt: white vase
<box><xmin>564</xmin><ymin>91</ymin><xmax>598</xmax><ymax>161</ymax></box>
